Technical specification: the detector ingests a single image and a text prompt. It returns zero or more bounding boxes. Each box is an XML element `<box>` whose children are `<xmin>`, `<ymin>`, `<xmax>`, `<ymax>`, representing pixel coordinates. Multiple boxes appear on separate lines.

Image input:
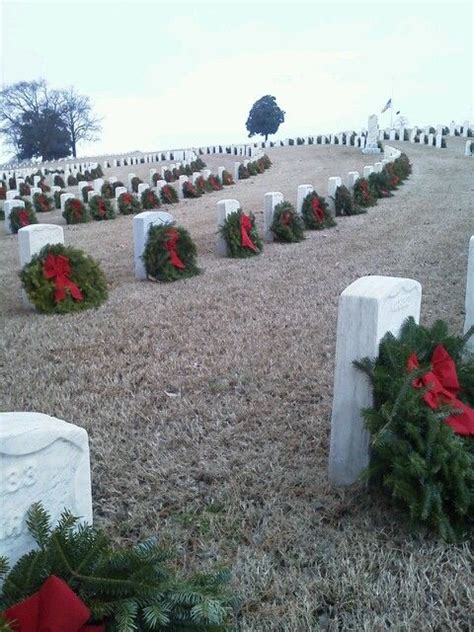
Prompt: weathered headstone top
<box><xmin>362</xmin><ymin>114</ymin><xmax>382</xmax><ymax>154</ymax></box>
<box><xmin>0</xmin><ymin>412</ymin><xmax>92</xmax><ymax>568</ymax></box>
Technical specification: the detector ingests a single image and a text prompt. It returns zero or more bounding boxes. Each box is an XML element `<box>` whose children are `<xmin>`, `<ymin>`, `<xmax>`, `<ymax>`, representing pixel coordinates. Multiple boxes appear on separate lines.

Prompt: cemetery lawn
<box><xmin>1</xmin><ymin>138</ymin><xmax>473</xmax><ymax>630</ymax></box>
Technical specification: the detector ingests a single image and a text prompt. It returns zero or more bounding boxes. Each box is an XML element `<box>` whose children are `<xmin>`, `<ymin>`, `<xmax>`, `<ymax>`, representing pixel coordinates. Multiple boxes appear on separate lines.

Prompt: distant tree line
<box><xmin>0</xmin><ymin>79</ymin><xmax>101</xmax><ymax>161</ymax></box>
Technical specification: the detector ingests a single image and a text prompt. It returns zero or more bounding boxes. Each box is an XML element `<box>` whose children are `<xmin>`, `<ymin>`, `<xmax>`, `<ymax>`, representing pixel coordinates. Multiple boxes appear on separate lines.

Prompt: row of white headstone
<box><xmin>3</xmin><ymin>235</ymin><xmax>473</xmax><ymax>569</ymax></box>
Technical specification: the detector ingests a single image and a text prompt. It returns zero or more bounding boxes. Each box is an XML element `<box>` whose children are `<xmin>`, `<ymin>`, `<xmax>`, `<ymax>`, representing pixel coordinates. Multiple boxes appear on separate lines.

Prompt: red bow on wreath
<box><xmin>281</xmin><ymin>211</ymin><xmax>292</xmax><ymax>226</ymax></box>
<box><xmin>19</xmin><ymin>210</ymin><xmax>30</xmax><ymax>227</ymax></box>
<box><xmin>407</xmin><ymin>344</ymin><xmax>474</xmax><ymax>435</ymax></box>
<box><xmin>360</xmin><ymin>180</ymin><xmax>370</xmax><ymax>201</ymax></box>
<box><xmin>165</xmin><ymin>228</ymin><xmax>185</xmax><ymax>269</ymax></box>
<box><xmin>43</xmin><ymin>253</ymin><xmax>84</xmax><ymax>303</ymax></box>
<box><xmin>3</xmin><ymin>575</ymin><xmax>105</xmax><ymax>632</ymax></box>
<box><xmin>310</xmin><ymin>197</ymin><xmax>325</xmax><ymax>222</ymax></box>
<box><xmin>240</xmin><ymin>214</ymin><xmax>257</xmax><ymax>252</ymax></box>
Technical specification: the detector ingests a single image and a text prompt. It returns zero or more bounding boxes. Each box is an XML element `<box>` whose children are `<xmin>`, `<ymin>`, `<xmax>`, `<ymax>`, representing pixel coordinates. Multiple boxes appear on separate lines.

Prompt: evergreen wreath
<box><xmin>9</xmin><ymin>206</ymin><xmax>38</xmax><ymax>234</ymax></box>
<box><xmin>0</xmin><ymin>186</ymin><xmax>6</xmax><ymax>201</ymax></box>
<box><xmin>118</xmin><ymin>192</ymin><xmax>141</xmax><ymax>215</ymax></box>
<box><xmin>368</xmin><ymin>172</ymin><xmax>393</xmax><ymax>199</ymax></box>
<box><xmin>383</xmin><ymin>163</ymin><xmax>401</xmax><ymax>189</ymax></box>
<box><xmin>141</xmin><ymin>188</ymin><xmax>161</xmax><ymax>209</ymax></box>
<box><xmin>39</xmin><ymin>180</ymin><xmax>51</xmax><ymax>193</ymax></box>
<box><xmin>334</xmin><ymin>185</ymin><xmax>364</xmax><ymax>216</ymax></box>
<box><xmin>301</xmin><ymin>191</ymin><xmax>336</xmax><ymax>230</ymax></box>
<box><xmin>63</xmin><ymin>198</ymin><xmax>91</xmax><ymax>225</ymax></box>
<box><xmin>53</xmin><ymin>174</ymin><xmax>65</xmax><ymax>188</ymax></box>
<box><xmin>164</xmin><ymin>169</ymin><xmax>175</xmax><ymax>183</ymax></box>
<box><xmin>271</xmin><ymin>201</ymin><xmax>305</xmax><ymax>242</ymax></box>
<box><xmin>101</xmin><ymin>182</ymin><xmax>114</xmax><ymax>199</ymax></box>
<box><xmin>131</xmin><ymin>176</ymin><xmax>143</xmax><ymax>193</ymax></box>
<box><xmin>182</xmin><ymin>181</ymin><xmax>201</xmax><ymax>198</ymax></box>
<box><xmin>142</xmin><ymin>224</ymin><xmax>200</xmax><ymax>282</ymax></box>
<box><xmin>353</xmin><ymin>178</ymin><xmax>377</xmax><ymax>208</ymax></box>
<box><xmin>112</xmin><ymin>180</ymin><xmax>124</xmax><ymax>192</ymax></box>
<box><xmin>392</xmin><ymin>153</ymin><xmax>412</xmax><ymax>180</ymax></box>
<box><xmin>254</xmin><ymin>159</ymin><xmax>265</xmax><ymax>174</ymax></box>
<box><xmin>0</xmin><ymin>503</ymin><xmax>234</xmax><ymax>631</ymax></box>
<box><xmin>82</xmin><ymin>185</ymin><xmax>94</xmax><ymax>202</ymax></box>
<box><xmin>207</xmin><ymin>174</ymin><xmax>223</xmax><ymax>191</ymax></box>
<box><xmin>160</xmin><ymin>185</ymin><xmax>179</xmax><ymax>205</ymax></box>
<box><xmin>238</xmin><ymin>164</ymin><xmax>250</xmax><ymax>179</ymax></box>
<box><xmin>221</xmin><ymin>170</ymin><xmax>234</xmax><ymax>186</ymax></box>
<box><xmin>190</xmin><ymin>157</ymin><xmax>206</xmax><ymax>170</ymax></box>
<box><xmin>67</xmin><ymin>174</ymin><xmax>77</xmax><ymax>186</ymax></box>
<box><xmin>195</xmin><ymin>176</ymin><xmax>208</xmax><ymax>194</ymax></box>
<box><xmin>19</xmin><ymin>182</ymin><xmax>31</xmax><ymax>196</ymax></box>
<box><xmin>152</xmin><ymin>172</ymin><xmax>163</xmax><ymax>186</ymax></box>
<box><xmin>247</xmin><ymin>162</ymin><xmax>258</xmax><ymax>176</ymax></box>
<box><xmin>89</xmin><ymin>195</ymin><xmax>115</xmax><ymax>221</ymax></box>
<box><xmin>33</xmin><ymin>192</ymin><xmax>54</xmax><ymax>213</ymax></box>
<box><xmin>355</xmin><ymin>317</ymin><xmax>474</xmax><ymax>541</ymax></box>
<box><xmin>219</xmin><ymin>209</ymin><xmax>263</xmax><ymax>258</ymax></box>
<box><xmin>20</xmin><ymin>243</ymin><xmax>108</xmax><ymax>314</ymax></box>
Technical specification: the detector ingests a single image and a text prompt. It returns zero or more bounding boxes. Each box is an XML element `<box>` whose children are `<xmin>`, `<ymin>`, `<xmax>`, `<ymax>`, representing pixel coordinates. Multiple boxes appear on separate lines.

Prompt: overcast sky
<box><xmin>0</xmin><ymin>0</ymin><xmax>472</xmax><ymax>160</ymax></box>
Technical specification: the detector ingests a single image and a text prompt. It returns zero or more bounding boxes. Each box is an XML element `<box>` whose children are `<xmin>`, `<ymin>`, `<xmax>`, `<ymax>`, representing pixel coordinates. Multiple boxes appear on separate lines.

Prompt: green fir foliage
<box><xmin>142</xmin><ymin>225</ymin><xmax>200</xmax><ymax>282</ymax></box>
<box><xmin>9</xmin><ymin>205</ymin><xmax>38</xmax><ymax>234</ymax></box>
<box><xmin>20</xmin><ymin>243</ymin><xmax>108</xmax><ymax>314</ymax></box>
<box><xmin>334</xmin><ymin>185</ymin><xmax>364</xmax><ymax>216</ymax></box>
<box><xmin>0</xmin><ymin>503</ymin><xmax>235</xmax><ymax>631</ymax></box>
<box><xmin>219</xmin><ymin>209</ymin><xmax>263</xmax><ymax>258</ymax></box>
<box><xmin>63</xmin><ymin>198</ymin><xmax>91</xmax><ymax>224</ymax></box>
<box><xmin>271</xmin><ymin>201</ymin><xmax>304</xmax><ymax>243</ymax></box>
<box><xmin>89</xmin><ymin>195</ymin><xmax>115</xmax><ymax>221</ymax></box>
<box><xmin>355</xmin><ymin>317</ymin><xmax>474</xmax><ymax>541</ymax></box>
<box><xmin>301</xmin><ymin>191</ymin><xmax>336</xmax><ymax>230</ymax></box>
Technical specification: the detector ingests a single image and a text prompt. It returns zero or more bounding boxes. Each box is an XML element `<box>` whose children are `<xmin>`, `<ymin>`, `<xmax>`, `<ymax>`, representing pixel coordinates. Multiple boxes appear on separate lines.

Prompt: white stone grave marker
<box><xmin>296</xmin><ymin>184</ymin><xmax>313</xmax><ymax>215</ymax></box>
<box><xmin>4</xmin><ymin>200</ymin><xmax>25</xmax><ymax>234</ymax></box>
<box><xmin>0</xmin><ymin>412</ymin><xmax>92</xmax><ymax>569</ymax></box>
<box><xmin>60</xmin><ymin>193</ymin><xmax>74</xmax><ymax>213</ymax></box>
<box><xmin>328</xmin><ymin>276</ymin><xmax>422</xmax><ymax>485</ymax></box>
<box><xmin>465</xmin><ymin>236</ymin><xmax>474</xmax><ymax>352</ymax></box>
<box><xmin>363</xmin><ymin>166</ymin><xmax>374</xmax><ymax>178</ymax></box>
<box><xmin>133</xmin><ymin>211</ymin><xmax>175</xmax><ymax>279</ymax></box>
<box><xmin>216</xmin><ymin>199</ymin><xmax>240</xmax><ymax>256</ymax></box>
<box><xmin>263</xmin><ymin>192</ymin><xmax>283</xmax><ymax>243</ymax></box>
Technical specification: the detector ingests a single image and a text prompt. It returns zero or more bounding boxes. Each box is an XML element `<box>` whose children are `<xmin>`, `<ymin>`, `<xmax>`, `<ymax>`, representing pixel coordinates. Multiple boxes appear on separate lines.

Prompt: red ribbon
<box><xmin>360</xmin><ymin>180</ymin><xmax>370</xmax><ymax>201</ymax></box>
<box><xmin>310</xmin><ymin>197</ymin><xmax>324</xmax><ymax>222</ymax></box>
<box><xmin>165</xmin><ymin>228</ymin><xmax>185</xmax><ymax>269</ymax></box>
<box><xmin>19</xmin><ymin>210</ymin><xmax>30</xmax><ymax>227</ymax></box>
<box><xmin>281</xmin><ymin>211</ymin><xmax>292</xmax><ymax>226</ymax></box>
<box><xmin>240</xmin><ymin>214</ymin><xmax>258</xmax><ymax>252</ymax></box>
<box><xmin>407</xmin><ymin>344</ymin><xmax>474</xmax><ymax>435</ymax></box>
<box><xmin>3</xmin><ymin>575</ymin><xmax>105</xmax><ymax>632</ymax></box>
<box><xmin>43</xmin><ymin>254</ymin><xmax>84</xmax><ymax>303</ymax></box>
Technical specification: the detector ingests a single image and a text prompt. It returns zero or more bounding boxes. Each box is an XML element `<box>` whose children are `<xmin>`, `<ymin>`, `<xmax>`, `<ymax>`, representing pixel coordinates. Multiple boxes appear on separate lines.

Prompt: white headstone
<box><xmin>60</xmin><ymin>193</ymin><xmax>74</xmax><ymax>212</ymax></box>
<box><xmin>216</xmin><ymin>199</ymin><xmax>240</xmax><ymax>256</ymax></box>
<box><xmin>137</xmin><ymin>183</ymin><xmax>150</xmax><ymax>196</ymax></box>
<box><xmin>465</xmin><ymin>236</ymin><xmax>474</xmax><ymax>353</ymax></box>
<box><xmin>18</xmin><ymin>224</ymin><xmax>64</xmax><ymax>267</ymax></box>
<box><xmin>374</xmin><ymin>162</ymin><xmax>383</xmax><ymax>173</ymax></box>
<box><xmin>133</xmin><ymin>210</ymin><xmax>175</xmax><ymax>279</ymax></box>
<box><xmin>465</xmin><ymin>141</ymin><xmax>472</xmax><ymax>156</ymax></box>
<box><xmin>93</xmin><ymin>178</ymin><xmax>104</xmax><ymax>193</ymax></box>
<box><xmin>362</xmin><ymin>114</ymin><xmax>381</xmax><ymax>154</ymax></box>
<box><xmin>127</xmin><ymin>173</ymin><xmax>136</xmax><ymax>190</ymax></box>
<box><xmin>217</xmin><ymin>166</ymin><xmax>226</xmax><ymax>180</ymax></box>
<box><xmin>428</xmin><ymin>133</ymin><xmax>434</xmax><ymax>146</ymax></box>
<box><xmin>178</xmin><ymin>175</ymin><xmax>188</xmax><ymax>199</ymax></box>
<box><xmin>6</xmin><ymin>190</ymin><xmax>19</xmax><ymax>200</ymax></box>
<box><xmin>149</xmin><ymin>169</ymin><xmax>157</xmax><ymax>184</ymax></box>
<box><xmin>363</xmin><ymin>166</ymin><xmax>374</xmax><ymax>178</ymax></box>
<box><xmin>263</xmin><ymin>192</ymin><xmax>283</xmax><ymax>243</ymax></box>
<box><xmin>33</xmin><ymin>176</ymin><xmax>41</xmax><ymax>187</ymax></box>
<box><xmin>0</xmin><ymin>412</ymin><xmax>92</xmax><ymax>569</ymax></box>
<box><xmin>234</xmin><ymin>162</ymin><xmax>240</xmax><ymax>182</ymax></box>
<box><xmin>389</xmin><ymin>129</ymin><xmax>396</xmax><ymax>141</ymax></box>
<box><xmin>436</xmin><ymin>134</ymin><xmax>443</xmax><ymax>149</ymax></box>
<box><xmin>346</xmin><ymin>171</ymin><xmax>360</xmax><ymax>189</ymax></box>
<box><xmin>4</xmin><ymin>200</ymin><xmax>25</xmax><ymax>234</ymax></box>
<box><xmin>328</xmin><ymin>276</ymin><xmax>422</xmax><ymax>485</ymax></box>
<box><xmin>115</xmin><ymin>186</ymin><xmax>127</xmax><ymax>199</ymax></box>
<box><xmin>296</xmin><ymin>184</ymin><xmax>313</xmax><ymax>215</ymax></box>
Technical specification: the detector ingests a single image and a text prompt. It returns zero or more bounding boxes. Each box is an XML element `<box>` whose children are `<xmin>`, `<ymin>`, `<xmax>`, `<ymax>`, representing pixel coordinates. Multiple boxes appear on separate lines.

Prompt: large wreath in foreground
<box><xmin>20</xmin><ymin>243</ymin><xmax>108</xmax><ymax>314</ymax></box>
<box><xmin>142</xmin><ymin>225</ymin><xmax>200</xmax><ymax>282</ymax></box>
<box><xmin>301</xmin><ymin>191</ymin><xmax>336</xmax><ymax>230</ymax></box>
<box><xmin>356</xmin><ymin>317</ymin><xmax>474</xmax><ymax>541</ymax></box>
<box><xmin>271</xmin><ymin>202</ymin><xmax>305</xmax><ymax>242</ymax></box>
<box><xmin>220</xmin><ymin>209</ymin><xmax>263</xmax><ymax>258</ymax></box>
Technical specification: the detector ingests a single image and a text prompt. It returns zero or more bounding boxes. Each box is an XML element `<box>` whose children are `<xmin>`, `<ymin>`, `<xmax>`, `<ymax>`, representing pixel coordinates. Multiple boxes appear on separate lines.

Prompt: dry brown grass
<box><xmin>1</xmin><ymin>139</ymin><xmax>473</xmax><ymax>630</ymax></box>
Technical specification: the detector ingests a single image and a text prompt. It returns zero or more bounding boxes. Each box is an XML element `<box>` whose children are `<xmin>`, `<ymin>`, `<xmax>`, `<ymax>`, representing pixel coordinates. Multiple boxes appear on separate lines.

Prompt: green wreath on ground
<box><xmin>63</xmin><ymin>198</ymin><xmax>90</xmax><ymax>224</ymax></box>
<box><xmin>353</xmin><ymin>178</ymin><xmax>377</xmax><ymax>207</ymax></box>
<box><xmin>118</xmin><ymin>192</ymin><xmax>141</xmax><ymax>215</ymax></box>
<box><xmin>334</xmin><ymin>185</ymin><xmax>364</xmax><ymax>216</ymax></box>
<box><xmin>221</xmin><ymin>170</ymin><xmax>234</xmax><ymax>185</ymax></box>
<box><xmin>271</xmin><ymin>201</ymin><xmax>305</xmax><ymax>242</ymax></box>
<box><xmin>383</xmin><ymin>163</ymin><xmax>401</xmax><ymax>189</ymax></box>
<box><xmin>142</xmin><ymin>224</ymin><xmax>200</xmax><ymax>282</ymax></box>
<box><xmin>141</xmin><ymin>188</ymin><xmax>161</xmax><ymax>209</ymax></box>
<box><xmin>81</xmin><ymin>185</ymin><xmax>94</xmax><ymax>202</ymax></box>
<box><xmin>238</xmin><ymin>164</ymin><xmax>250</xmax><ymax>179</ymax></box>
<box><xmin>368</xmin><ymin>172</ymin><xmax>393</xmax><ymax>199</ymax></box>
<box><xmin>208</xmin><ymin>174</ymin><xmax>223</xmax><ymax>191</ymax></box>
<box><xmin>182</xmin><ymin>181</ymin><xmax>201</xmax><ymax>198</ymax></box>
<box><xmin>392</xmin><ymin>153</ymin><xmax>412</xmax><ymax>180</ymax></box>
<box><xmin>195</xmin><ymin>176</ymin><xmax>209</xmax><ymax>194</ymax></box>
<box><xmin>53</xmin><ymin>190</ymin><xmax>64</xmax><ymax>209</ymax></box>
<box><xmin>9</xmin><ymin>206</ymin><xmax>38</xmax><ymax>234</ymax></box>
<box><xmin>220</xmin><ymin>209</ymin><xmax>263</xmax><ymax>258</ymax></box>
<box><xmin>20</xmin><ymin>243</ymin><xmax>108</xmax><ymax>314</ymax></box>
<box><xmin>89</xmin><ymin>195</ymin><xmax>115</xmax><ymax>221</ymax></box>
<box><xmin>301</xmin><ymin>191</ymin><xmax>336</xmax><ymax>230</ymax></box>
<box><xmin>100</xmin><ymin>182</ymin><xmax>114</xmax><ymax>198</ymax></box>
<box><xmin>33</xmin><ymin>192</ymin><xmax>54</xmax><ymax>213</ymax></box>
<box><xmin>355</xmin><ymin>317</ymin><xmax>474</xmax><ymax>541</ymax></box>
<box><xmin>160</xmin><ymin>184</ymin><xmax>179</xmax><ymax>204</ymax></box>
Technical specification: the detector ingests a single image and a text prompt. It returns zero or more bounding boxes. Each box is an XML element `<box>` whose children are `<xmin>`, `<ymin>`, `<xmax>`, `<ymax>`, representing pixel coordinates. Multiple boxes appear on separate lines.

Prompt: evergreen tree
<box><xmin>245</xmin><ymin>95</ymin><xmax>285</xmax><ymax>141</ymax></box>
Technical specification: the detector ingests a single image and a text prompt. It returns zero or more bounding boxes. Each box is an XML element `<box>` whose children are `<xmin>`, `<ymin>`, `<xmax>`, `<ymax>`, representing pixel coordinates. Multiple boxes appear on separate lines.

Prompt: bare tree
<box><xmin>0</xmin><ymin>79</ymin><xmax>49</xmax><ymax>151</ymax></box>
<box><xmin>59</xmin><ymin>87</ymin><xmax>102</xmax><ymax>158</ymax></box>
